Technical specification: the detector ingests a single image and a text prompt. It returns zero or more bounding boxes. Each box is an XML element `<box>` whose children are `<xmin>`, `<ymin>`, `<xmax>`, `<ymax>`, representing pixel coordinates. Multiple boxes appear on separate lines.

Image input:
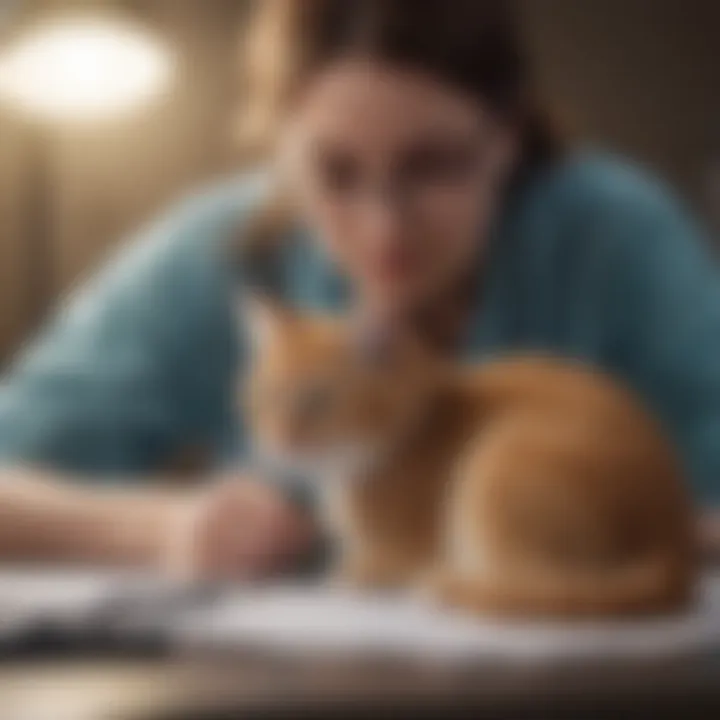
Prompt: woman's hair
<box><xmin>240</xmin><ymin>0</ymin><xmax>559</xmax><ymax>165</ymax></box>
<box><xmin>236</xmin><ymin>0</ymin><xmax>561</xmax><ymax>271</ymax></box>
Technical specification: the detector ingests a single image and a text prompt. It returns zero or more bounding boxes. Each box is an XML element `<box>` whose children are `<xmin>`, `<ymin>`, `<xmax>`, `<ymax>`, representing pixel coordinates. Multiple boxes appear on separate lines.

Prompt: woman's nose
<box><xmin>360</xmin><ymin>191</ymin><xmax>409</xmax><ymax>243</ymax></box>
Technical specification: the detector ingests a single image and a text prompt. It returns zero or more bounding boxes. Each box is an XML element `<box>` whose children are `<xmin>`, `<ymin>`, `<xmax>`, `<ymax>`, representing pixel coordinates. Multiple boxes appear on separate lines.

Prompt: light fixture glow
<box><xmin>0</xmin><ymin>17</ymin><xmax>173</xmax><ymax>122</ymax></box>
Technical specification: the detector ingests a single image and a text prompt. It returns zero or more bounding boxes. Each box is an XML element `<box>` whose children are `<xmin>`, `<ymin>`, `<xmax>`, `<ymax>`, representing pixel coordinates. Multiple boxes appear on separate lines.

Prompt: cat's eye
<box><xmin>293</xmin><ymin>382</ymin><xmax>334</xmax><ymax>422</ymax></box>
<box><xmin>252</xmin><ymin>383</ymin><xmax>284</xmax><ymax>411</ymax></box>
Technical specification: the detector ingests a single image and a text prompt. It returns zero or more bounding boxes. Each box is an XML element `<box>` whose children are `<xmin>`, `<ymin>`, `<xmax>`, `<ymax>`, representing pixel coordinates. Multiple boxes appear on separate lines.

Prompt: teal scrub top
<box><xmin>1</xmin><ymin>151</ymin><xmax>719</xmax><ymax>505</ymax></box>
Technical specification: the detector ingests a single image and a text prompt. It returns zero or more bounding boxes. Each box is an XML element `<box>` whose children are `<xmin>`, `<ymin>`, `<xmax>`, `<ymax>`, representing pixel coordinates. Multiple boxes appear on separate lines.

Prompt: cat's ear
<box><xmin>238</xmin><ymin>292</ymin><xmax>292</xmax><ymax>353</ymax></box>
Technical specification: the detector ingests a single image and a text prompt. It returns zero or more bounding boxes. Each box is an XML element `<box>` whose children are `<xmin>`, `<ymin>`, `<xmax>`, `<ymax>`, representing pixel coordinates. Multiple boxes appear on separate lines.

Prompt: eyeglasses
<box><xmin>293</xmin><ymin>132</ymin><xmax>495</xmax><ymax>216</ymax></box>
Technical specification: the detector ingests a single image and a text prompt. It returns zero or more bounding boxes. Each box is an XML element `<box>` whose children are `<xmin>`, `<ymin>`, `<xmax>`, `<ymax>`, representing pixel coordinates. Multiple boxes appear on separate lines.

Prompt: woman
<box><xmin>0</xmin><ymin>0</ymin><xmax>718</xmax><ymax>576</ymax></box>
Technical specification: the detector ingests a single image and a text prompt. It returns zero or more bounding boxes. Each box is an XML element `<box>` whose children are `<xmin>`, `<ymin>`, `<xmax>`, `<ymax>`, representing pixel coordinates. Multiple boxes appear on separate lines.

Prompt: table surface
<box><xmin>2</xmin><ymin>564</ymin><xmax>720</xmax><ymax>720</ymax></box>
<box><xmin>2</xmin><ymin>649</ymin><xmax>720</xmax><ymax>720</ymax></box>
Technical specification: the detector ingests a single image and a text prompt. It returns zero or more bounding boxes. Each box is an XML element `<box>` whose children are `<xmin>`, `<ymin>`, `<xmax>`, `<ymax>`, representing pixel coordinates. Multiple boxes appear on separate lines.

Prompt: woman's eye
<box><xmin>314</xmin><ymin>153</ymin><xmax>361</xmax><ymax>195</ymax></box>
<box><xmin>400</xmin><ymin>143</ymin><xmax>479</xmax><ymax>186</ymax></box>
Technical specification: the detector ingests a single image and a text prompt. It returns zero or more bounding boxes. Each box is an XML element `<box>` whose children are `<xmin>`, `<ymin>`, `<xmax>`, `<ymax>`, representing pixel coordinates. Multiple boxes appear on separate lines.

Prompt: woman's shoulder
<box><xmin>91</xmin><ymin>170</ymin><xmax>274</xmax><ymax>289</ymax></box>
<box><xmin>159</xmin><ymin>169</ymin><xmax>273</xmax><ymax>246</ymax></box>
<box><xmin>47</xmin><ymin>171</ymin><xmax>275</xmax><ymax>347</ymax></box>
<box><xmin>491</xmin><ymin>150</ymin><xmax>706</xmax><ymax>312</ymax></box>
<box><xmin>517</xmin><ymin>149</ymin><xmax>686</xmax><ymax>229</ymax></box>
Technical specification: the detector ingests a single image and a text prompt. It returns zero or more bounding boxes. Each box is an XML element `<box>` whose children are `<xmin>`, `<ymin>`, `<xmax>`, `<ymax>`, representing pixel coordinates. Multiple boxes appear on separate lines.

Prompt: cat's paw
<box><xmin>411</xmin><ymin>567</ymin><xmax>455</xmax><ymax>606</ymax></box>
<box><xmin>327</xmin><ymin>560</ymin><xmax>405</xmax><ymax>591</ymax></box>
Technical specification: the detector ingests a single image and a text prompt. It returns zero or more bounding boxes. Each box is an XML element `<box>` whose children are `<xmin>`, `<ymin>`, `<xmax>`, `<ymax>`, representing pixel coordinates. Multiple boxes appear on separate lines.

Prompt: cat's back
<box><xmin>436</xmin><ymin>355</ymin><xmax>694</xmax><ymax>618</ymax></box>
<box><xmin>457</xmin><ymin>355</ymin><xmax>681</xmax><ymax>476</ymax></box>
<box><xmin>454</xmin><ymin>355</ymin><xmax>691</xmax><ymax>549</ymax></box>
<box><xmin>463</xmin><ymin>356</ymin><xmax>658</xmax><ymax>427</ymax></box>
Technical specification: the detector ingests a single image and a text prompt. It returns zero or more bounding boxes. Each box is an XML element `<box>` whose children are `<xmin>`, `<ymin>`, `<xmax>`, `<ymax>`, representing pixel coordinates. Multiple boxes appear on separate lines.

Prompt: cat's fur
<box><xmin>243</xmin><ymin>299</ymin><xmax>696</xmax><ymax>618</ymax></box>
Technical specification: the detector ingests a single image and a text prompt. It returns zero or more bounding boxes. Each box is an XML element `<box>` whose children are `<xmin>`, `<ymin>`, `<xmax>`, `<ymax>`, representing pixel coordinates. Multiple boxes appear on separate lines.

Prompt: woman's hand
<box><xmin>0</xmin><ymin>470</ymin><xmax>315</xmax><ymax>579</ymax></box>
<box><xmin>162</xmin><ymin>477</ymin><xmax>316</xmax><ymax>581</ymax></box>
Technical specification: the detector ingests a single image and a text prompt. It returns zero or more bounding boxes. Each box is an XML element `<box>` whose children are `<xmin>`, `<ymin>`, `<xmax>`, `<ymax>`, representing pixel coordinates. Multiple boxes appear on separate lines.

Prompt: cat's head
<box><xmin>241</xmin><ymin>296</ymin><xmax>438</xmax><ymax>479</ymax></box>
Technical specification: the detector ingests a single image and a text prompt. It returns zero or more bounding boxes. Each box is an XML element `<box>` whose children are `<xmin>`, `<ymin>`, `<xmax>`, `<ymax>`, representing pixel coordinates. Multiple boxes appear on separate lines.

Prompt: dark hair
<box><xmin>237</xmin><ymin>0</ymin><xmax>561</xmax><ymax>268</ymax></box>
<box><xmin>240</xmin><ymin>0</ymin><xmax>559</xmax><ymax>166</ymax></box>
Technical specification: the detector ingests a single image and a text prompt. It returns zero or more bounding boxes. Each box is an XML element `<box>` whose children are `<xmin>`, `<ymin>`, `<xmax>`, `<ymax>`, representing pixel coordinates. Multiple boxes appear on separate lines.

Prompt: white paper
<box><xmin>2</xmin><ymin>568</ymin><xmax>719</xmax><ymax>662</ymax></box>
<box><xmin>179</xmin><ymin>573</ymin><xmax>720</xmax><ymax>662</ymax></box>
<box><xmin>0</xmin><ymin>568</ymin><xmax>176</xmax><ymax>632</ymax></box>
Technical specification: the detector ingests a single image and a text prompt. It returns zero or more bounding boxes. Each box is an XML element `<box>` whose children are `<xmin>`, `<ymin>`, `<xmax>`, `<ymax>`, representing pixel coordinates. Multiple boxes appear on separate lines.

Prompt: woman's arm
<box><xmin>0</xmin><ymin>181</ymin><xmax>246</xmax><ymax>475</ymax></box>
<box><xmin>0</xmin><ymin>467</ymin><xmax>312</xmax><ymax>575</ymax></box>
<box><xmin>0</xmin><ymin>177</ymin><xmax>313</xmax><ymax>574</ymax></box>
<box><xmin>0</xmin><ymin>468</ymin><xmax>186</xmax><ymax>565</ymax></box>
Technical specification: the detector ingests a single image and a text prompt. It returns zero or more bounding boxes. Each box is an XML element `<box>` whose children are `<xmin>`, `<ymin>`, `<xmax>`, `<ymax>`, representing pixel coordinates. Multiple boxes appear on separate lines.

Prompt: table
<box><xmin>2</xmin><ymin>649</ymin><xmax>720</xmax><ymax>720</ymax></box>
<box><xmin>1</xmin><ymin>564</ymin><xmax>720</xmax><ymax>720</ymax></box>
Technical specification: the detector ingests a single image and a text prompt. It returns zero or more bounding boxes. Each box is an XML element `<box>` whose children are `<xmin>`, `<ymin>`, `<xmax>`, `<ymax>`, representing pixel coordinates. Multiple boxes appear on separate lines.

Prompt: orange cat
<box><xmin>243</xmin><ymin>298</ymin><xmax>696</xmax><ymax>618</ymax></box>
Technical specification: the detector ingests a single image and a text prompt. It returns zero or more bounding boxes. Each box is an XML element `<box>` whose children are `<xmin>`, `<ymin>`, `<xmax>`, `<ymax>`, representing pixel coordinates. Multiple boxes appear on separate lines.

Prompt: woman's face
<box><xmin>282</xmin><ymin>59</ymin><xmax>519</xmax><ymax>315</ymax></box>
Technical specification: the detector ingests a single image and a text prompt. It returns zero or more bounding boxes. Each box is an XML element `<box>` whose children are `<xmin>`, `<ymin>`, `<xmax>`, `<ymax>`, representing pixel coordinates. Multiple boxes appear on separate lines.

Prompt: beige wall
<box><xmin>0</xmin><ymin>0</ymin><xmax>717</xmax><ymax>360</ymax></box>
<box><xmin>0</xmin><ymin>0</ymin><xmax>247</xmax><ymax>358</ymax></box>
<box><xmin>0</xmin><ymin>115</ymin><xmax>35</xmax><ymax>356</ymax></box>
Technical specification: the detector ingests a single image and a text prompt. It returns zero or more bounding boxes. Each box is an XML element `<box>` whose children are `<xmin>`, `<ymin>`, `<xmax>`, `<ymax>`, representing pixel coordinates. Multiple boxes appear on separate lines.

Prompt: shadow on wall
<box><xmin>520</xmin><ymin>0</ymin><xmax>720</xmax><ymax>212</ymax></box>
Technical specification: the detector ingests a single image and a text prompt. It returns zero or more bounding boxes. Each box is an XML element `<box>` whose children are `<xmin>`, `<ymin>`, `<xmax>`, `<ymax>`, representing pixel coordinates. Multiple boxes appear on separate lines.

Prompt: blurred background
<box><xmin>0</xmin><ymin>0</ymin><xmax>718</xmax><ymax>363</ymax></box>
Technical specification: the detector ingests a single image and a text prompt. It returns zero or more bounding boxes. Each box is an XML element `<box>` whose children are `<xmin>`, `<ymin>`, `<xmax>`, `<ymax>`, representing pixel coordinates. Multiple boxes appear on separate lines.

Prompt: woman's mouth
<box><xmin>371</xmin><ymin>246</ymin><xmax>423</xmax><ymax>283</ymax></box>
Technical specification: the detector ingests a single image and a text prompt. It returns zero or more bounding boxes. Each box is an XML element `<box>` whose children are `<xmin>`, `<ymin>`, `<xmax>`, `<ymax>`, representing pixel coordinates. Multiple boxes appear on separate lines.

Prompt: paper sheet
<box><xmin>2</xmin><ymin>568</ymin><xmax>719</xmax><ymax>662</ymax></box>
<box><xmin>0</xmin><ymin>568</ymin><xmax>180</xmax><ymax>637</ymax></box>
<box><xmin>179</xmin><ymin>573</ymin><xmax>720</xmax><ymax>662</ymax></box>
